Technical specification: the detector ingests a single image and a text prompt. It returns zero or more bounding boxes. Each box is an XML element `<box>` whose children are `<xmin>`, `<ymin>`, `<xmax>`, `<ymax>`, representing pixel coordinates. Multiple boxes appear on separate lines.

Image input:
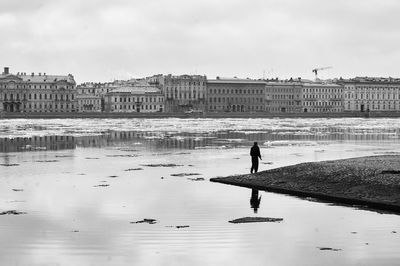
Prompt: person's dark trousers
<box><xmin>251</xmin><ymin>156</ymin><xmax>259</xmax><ymax>173</ymax></box>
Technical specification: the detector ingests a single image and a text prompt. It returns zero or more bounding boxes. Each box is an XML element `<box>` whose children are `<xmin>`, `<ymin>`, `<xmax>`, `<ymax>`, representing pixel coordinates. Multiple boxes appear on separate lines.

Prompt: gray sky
<box><xmin>1</xmin><ymin>0</ymin><xmax>399</xmax><ymax>83</ymax></box>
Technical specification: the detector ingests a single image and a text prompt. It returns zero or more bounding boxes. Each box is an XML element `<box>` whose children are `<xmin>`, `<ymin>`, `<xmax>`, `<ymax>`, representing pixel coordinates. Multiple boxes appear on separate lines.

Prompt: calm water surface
<box><xmin>0</xmin><ymin>118</ymin><xmax>400</xmax><ymax>266</ymax></box>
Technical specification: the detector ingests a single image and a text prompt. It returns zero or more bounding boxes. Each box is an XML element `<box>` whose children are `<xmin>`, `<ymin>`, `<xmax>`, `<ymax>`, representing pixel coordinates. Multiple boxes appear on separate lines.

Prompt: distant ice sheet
<box><xmin>0</xmin><ymin>118</ymin><xmax>399</xmax><ymax>139</ymax></box>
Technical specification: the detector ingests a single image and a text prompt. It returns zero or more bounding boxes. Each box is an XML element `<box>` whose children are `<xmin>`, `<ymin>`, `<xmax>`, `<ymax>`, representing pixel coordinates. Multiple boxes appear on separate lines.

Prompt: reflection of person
<box><xmin>250</xmin><ymin>189</ymin><xmax>261</xmax><ymax>213</ymax></box>
<box><xmin>250</xmin><ymin>142</ymin><xmax>262</xmax><ymax>173</ymax></box>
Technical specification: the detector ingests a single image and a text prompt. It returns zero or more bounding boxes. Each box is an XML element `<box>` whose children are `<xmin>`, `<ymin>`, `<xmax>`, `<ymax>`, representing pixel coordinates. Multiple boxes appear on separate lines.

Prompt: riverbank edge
<box><xmin>1</xmin><ymin>111</ymin><xmax>400</xmax><ymax>119</ymax></box>
<box><xmin>210</xmin><ymin>155</ymin><xmax>400</xmax><ymax>214</ymax></box>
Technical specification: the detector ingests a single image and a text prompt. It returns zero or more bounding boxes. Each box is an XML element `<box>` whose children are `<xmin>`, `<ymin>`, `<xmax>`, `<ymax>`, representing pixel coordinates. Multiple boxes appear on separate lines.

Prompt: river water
<box><xmin>0</xmin><ymin>118</ymin><xmax>400</xmax><ymax>266</ymax></box>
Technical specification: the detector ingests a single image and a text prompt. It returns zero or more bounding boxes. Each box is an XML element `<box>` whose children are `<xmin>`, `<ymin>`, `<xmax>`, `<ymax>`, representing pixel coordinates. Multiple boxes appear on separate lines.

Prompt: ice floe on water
<box><xmin>0</xmin><ymin>118</ymin><xmax>400</xmax><ymax>140</ymax></box>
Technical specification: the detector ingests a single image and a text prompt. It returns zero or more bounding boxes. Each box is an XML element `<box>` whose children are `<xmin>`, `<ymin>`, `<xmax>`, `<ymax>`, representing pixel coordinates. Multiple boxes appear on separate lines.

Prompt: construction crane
<box><xmin>312</xmin><ymin>66</ymin><xmax>332</xmax><ymax>80</ymax></box>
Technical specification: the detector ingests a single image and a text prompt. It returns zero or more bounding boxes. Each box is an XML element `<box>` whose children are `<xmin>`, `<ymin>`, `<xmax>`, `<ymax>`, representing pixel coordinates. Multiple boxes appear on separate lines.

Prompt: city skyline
<box><xmin>1</xmin><ymin>0</ymin><xmax>400</xmax><ymax>83</ymax></box>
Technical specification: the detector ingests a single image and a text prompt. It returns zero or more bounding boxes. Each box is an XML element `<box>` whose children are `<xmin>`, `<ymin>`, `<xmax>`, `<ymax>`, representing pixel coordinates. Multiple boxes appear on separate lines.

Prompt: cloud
<box><xmin>0</xmin><ymin>0</ymin><xmax>399</xmax><ymax>82</ymax></box>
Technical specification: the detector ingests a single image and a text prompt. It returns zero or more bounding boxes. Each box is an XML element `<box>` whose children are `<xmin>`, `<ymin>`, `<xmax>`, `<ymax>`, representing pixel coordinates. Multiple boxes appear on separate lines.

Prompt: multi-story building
<box><xmin>154</xmin><ymin>74</ymin><xmax>207</xmax><ymax>112</ymax></box>
<box><xmin>0</xmin><ymin>67</ymin><xmax>77</xmax><ymax>113</ymax></box>
<box><xmin>207</xmin><ymin>78</ymin><xmax>265</xmax><ymax>112</ymax></box>
<box><xmin>339</xmin><ymin>77</ymin><xmax>400</xmax><ymax>112</ymax></box>
<box><xmin>302</xmin><ymin>82</ymin><xmax>343</xmax><ymax>113</ymax></box>
<box><xmin>265</xmin><ymin>79</ymin><xmax>303</xmax><ymax>113</ymax></box>
<box><xmin>76</xmin><ymin>94</ymin><xmax>102</xmax><ymax>112</ymax></box>
<box><xmin>103</xmin><ymin>84</ymin><xmax>164</xmax><ymax>113</ymax></box>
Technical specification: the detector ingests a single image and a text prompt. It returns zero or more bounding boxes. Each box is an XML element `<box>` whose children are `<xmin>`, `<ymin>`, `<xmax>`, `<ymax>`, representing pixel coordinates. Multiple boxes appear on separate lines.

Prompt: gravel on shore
<box><xmin>210</xmin><ymin>155</ymin><xmax>400</xmax><ymax>213</ymax></box>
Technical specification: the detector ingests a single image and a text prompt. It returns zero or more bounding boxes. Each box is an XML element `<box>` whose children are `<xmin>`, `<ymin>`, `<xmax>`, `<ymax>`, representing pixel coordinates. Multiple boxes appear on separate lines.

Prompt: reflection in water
<box><xmin>250</xmin><ymin>189</ymin><xmax>261</xmax><ymax>213</ymax></box>
<box><xmin>0</xmin><ymin>135</ymin><xmax>76</xmax><ymax>153</ymax></box>
<box><xmin>1</xmin><ymin>127</ymin><xmax>400</xmax><ymax>153</ymax></box>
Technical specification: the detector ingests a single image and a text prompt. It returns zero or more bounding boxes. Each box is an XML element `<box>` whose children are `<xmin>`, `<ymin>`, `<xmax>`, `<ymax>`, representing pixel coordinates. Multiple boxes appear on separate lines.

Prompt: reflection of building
<box><xmin>302</xmin><ymin>83</ymin><xmax>343</xmax><ymax>113</ymax></box>
<box><xmin>265</xmin><ymin>80</ymin><xmax>303</xmax><ymax>113</ymax></box>
<box><xmin>0</xmin><ymin>67</ymin><xmax>77</xmax><ymax>113</ymax></box>
<box><xmin>207</xmin><ymin>78</ymin><xmax>265</xmax><ymax>112</ymax></box>
<box><xmin>0</xmin><ymin>135</ymin><xmax>76</xmax><ymax>152</ymax></box>
<box><xmin>103</xmin><ymin>85</ymin><xmax>164</xmax><ymax>113</ymax></box>
<box><xmin>339</xmin><ymin>77</ymin><xmax>400</xmax><ymax>112</ymax></box>
<box><xmin>76</xmin><ymin>94</ymin><xmax>102</xmax><ymax>112</ymax></box>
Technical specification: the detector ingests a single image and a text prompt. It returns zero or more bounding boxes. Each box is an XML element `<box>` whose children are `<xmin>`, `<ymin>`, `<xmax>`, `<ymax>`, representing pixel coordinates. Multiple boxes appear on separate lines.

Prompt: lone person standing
<box><xmin>250</xmin><ymin>142</ymin><xmax>262</xmax><ymax>173</ymax></box>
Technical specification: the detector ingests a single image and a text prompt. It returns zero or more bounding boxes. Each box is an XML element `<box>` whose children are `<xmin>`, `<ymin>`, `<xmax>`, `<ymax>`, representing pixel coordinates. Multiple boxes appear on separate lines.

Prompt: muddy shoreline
<box><xmin>210</xmin><ymin>155</ymin><xmax>400</xmax><ymax>213</ymax></box>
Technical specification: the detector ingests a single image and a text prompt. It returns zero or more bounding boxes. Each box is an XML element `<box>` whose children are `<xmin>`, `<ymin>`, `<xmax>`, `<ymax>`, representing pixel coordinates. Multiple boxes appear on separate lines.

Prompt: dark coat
<box><xmin>250</xmin><ymin>145</ymin><xmax>261</xmax><ymax>158</ymax></box>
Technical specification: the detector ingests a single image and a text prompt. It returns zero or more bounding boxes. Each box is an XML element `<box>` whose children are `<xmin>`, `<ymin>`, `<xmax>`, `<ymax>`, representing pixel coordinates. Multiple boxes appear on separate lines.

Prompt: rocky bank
<box><xmin>210</xmin><ymin>155</ymin><xmax>400</xmax><ymax>213</ymax></box>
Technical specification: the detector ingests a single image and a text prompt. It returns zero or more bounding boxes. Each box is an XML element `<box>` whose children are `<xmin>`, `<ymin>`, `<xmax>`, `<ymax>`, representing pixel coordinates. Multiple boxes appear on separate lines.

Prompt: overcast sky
<box><xmin>1</xmin><ymin>0</ymin><xmax>399</xmax><ymax>83</ymax></box>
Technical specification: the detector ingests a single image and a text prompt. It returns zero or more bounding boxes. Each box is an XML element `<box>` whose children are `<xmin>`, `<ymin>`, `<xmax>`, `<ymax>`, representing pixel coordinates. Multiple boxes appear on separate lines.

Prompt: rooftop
<box><xmin>108</xmin><ymin>85</ymin><xmax>162</xmax><ymax>95</ymax></box>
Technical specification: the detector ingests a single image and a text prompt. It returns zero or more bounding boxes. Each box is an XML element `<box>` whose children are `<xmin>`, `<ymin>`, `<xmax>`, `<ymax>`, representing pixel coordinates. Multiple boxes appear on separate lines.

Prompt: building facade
<box><xmin>0</xmin><ymin>67</ymin><xmax>77</xmax><ymax>113</ymax></box>
<box><xmin>340</xmin><ymin>77</ymin><xmax>400</xmax><ymax>112</ymax></box>
<box><xmin>207</xmin><ymin>78</ymin><xmax>265</xmax><ymax>112</ymax></box>
<box><xmin>302</xmin><ymin>82</ymin><xmax>343</xmax><ymax>113</ymax></box>
<box><xmin>162</xmin><ymin>74</ymin><xmax>207</xmax><ymax>112</ymax></box>
<box><xmin>76</xmin><ymin>94</ymin><xmax>102</xmax><ymax>112</ymax></box>
<box><xmin>103</xmin><ymin>85</ymin><xmax>164</xmax><ymax>113</ymax></box>
<box><xmin>265</xmin><ymin>80</ymin><xmax>303</xmax><ymax>113</ymax></box>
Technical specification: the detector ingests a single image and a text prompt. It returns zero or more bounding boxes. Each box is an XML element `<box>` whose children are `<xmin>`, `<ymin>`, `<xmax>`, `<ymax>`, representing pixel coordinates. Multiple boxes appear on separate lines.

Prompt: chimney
<box><xmin>39</xmin><ymin>72</ymin><xmax>41</xmax><ymax>76</ymax></box>
<box><xmin>4</xmin><ymin>67</ymin><xmax>9</xmax><ymax>75</ymax></box>
<box><xmin>31</xmin><ymin>72</ymin><xmax>34</xmax><ymax>76</ymax></box>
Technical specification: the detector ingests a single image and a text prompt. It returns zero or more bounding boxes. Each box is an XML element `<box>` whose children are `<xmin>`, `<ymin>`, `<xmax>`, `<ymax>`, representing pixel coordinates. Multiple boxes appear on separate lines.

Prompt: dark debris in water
<box><xmin>12</xmin><ymin>189</ymin><xmax>24</xmax><ymax>192</ymax></box>
<box><xmin>106</xmin><ymin>154</ymin><xmax>139</xmax><ymax>158</ymax></box>
<box><xmin>142</xmin><ymin>164</ymin><xmax>183</xmax><ymax>168</ymax></box>
<box><xmin>108</xmin><ymin>175</ymin><xmax>118</xmax><ymax>178</ymax></box>
<box><xmin>0</xmin><ymin>163</ymin><xmax>19</xmax><ymax>167</ymax></box>
<box><xmin>188</xmin><ymin>177</ymin><xmax>205</xmax><ymax>181</ymax></box>
<box><xmin>118</xmin><ymin>149</ymin><xmax>139</xmax><ymax>152</ymax></box>
<box><xmin>94</xmin><ymin>184</ymin><xmax>110</xmax><ymax>187</ymax></box>
<box><xmin>317</xmin><ymin>247</ymin><xmax>342</xmax><ymax>251</ymax></box>
<box><xmin>55</xmin><ymin>155</ymin><xmax>74</xmax><ymax>158</ymax></box>
<box><xmin>262</xmin><ymin>162</ymin><xmax>274</xmax><ymax>165</ymax></box>
<box><xmin>85</xmin><ymin>157</ymin><xmax>100</xmax><ymax>160</ymax></box>
<box><xmin>0</xmin><ymin>210</ymin><xmax>27</xmax><ymax>215</ymax></box>
<box><xmin>131</xmin><ymin>218</ymin><xmax>157</xmax><ymax>224</ymax></box>
<box><xmin>35</xmin><ymin>160</ymin><xmax>59</xmax><ymax>163</ymax></box>
<box><xmin>166</xmin><ymin>225</ymin><xmax>190</xmax><ymax>229</ymax></box>
<box><xmin>229</xmin><ymin>217</ymin><xmax>283</xmax><ymax>224</ymax></box>
<box><xmin>176</xmin><ymin>225</ymin><xmax>190</xmax><ymax>229</ymax></box>
<box><xmin>124</xmin><ymin>168</ymin><xmax>144</xmax><ymax>171</ymax></box>
<box><xmin>170</xmin><ymin>173</ymin><xmax>201</xmax><ymax>177</ymax></box>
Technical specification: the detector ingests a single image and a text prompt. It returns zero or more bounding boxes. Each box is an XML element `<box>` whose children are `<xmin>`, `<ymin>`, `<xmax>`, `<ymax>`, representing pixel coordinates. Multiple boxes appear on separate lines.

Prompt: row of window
<box><xmin>0</xmin><ymin>84</ymin><xmax>72</xmax><ymax>89</ymax></box>
<box><xmin>208</xmin><ymin>105</ymin><xmax>264</xmax><ymax>111</ymax></box>
<box><xmin>208</xmin><ymin>88</ymin><xmax>263</xmax><ymax>95</ymax></box>
<box><xmin>166</xmin><ymin>93</ymin><xmax>203</xmax><ymax>99</ymax></box>
<box><xmin>3</xmin><ymin>93</ymin><xmax>74</xmax><ymax>101</ymax></box>
<box><xmin>303</xmin><ymin>101</ymin><xmax>342</xmax><ymax>107</ymax></box>
<box><xmin>24</xmin><ymin>103</ymin><xmax>75</xmax><ymax>109</ymax></box>
<box><xmin>267</xmin><ymin>101</ymin><xmax>300</xmax><ymax>106</ymax></box>
<box><xmin>270</xmin><ymin>95</ymin><xmax>299</xmax><ymax>99</ymax></box>
<box><xmin>112</xmin><ymin>104</ymin><xmax>162</xmax><ymax>111</ymax></box>
<box><xmin>345</xmin><ymin>93</ymin><xmax>399</xmax><ymax>100</ymax></box>
<box><xmin>209</xmin><ymin>97</ymin><xmax>263</xmax><ymax>104</ymax></box>
<box><xmin>112</xmin><ymin>97</ymin><xmax>163</xmax><ymax>103</ymax></box>
<box><xmin>303</xmin><ymin>94</ymin><xmax>341</xmax><ymax>99</ymax></box>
